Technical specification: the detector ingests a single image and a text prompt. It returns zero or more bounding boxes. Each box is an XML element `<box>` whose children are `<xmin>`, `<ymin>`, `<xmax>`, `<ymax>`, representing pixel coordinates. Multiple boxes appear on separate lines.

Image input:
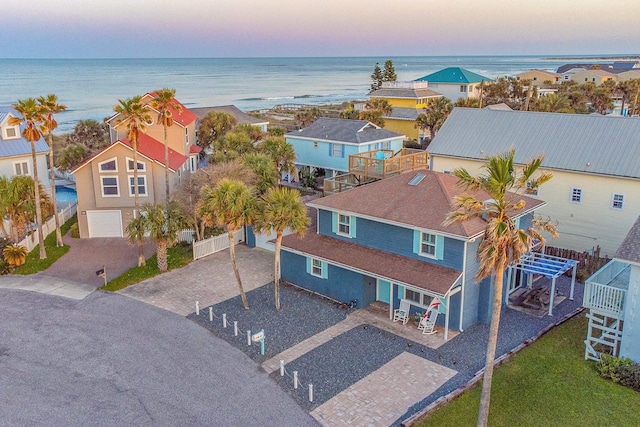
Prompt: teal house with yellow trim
<box><xmin>280</xmin><ymin>170</ymin><xmax>544</xmax><ymax>337</ymax></box>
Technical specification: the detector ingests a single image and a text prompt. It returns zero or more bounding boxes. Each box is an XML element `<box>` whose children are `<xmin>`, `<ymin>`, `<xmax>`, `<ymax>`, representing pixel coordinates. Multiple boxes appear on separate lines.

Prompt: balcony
<box><xmin>348</xmin><ymin>148</ymin><xmax>429</xmax><ymax>180</ymax></box>
<box><xmin>583</xmin><ymin>260</ymin><xmax>630</xmax><ymax>317</ymax></box>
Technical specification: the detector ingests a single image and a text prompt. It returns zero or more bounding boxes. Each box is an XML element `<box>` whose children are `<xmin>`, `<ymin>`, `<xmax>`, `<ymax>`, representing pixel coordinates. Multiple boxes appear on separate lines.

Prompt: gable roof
<box><xmin>615</xmin><ymin>216</ymin><xmax>640</xmax><ymax>265</ymax></box>
<box><xmin>415</xmin><ymin>67</ymin><xmax>491</xmax><ymax>84</ymax></box>
<box><xmin>515</xmin><ymin>69</ymin><xmax>560</xmax><ymax>78</ymax></box>
<box><xmin>0</xmin><ymin>106</ymin><xmax>49</xmax><ymax>158</ymax></box>
<box><xmin>429</xmin><ymin>108</ymin><xmax>640</xmax><ymax>180</ymax></box>
<box><xmin>190</xmin><ymin>105</ymin><xmax>268</xmax><ymax>126</ymax></box>
<box><xmin>369</xmin><ymin>87</ymin><xmax>443</xmax><ymax>99</ymax></box>
<box><xmin>308</xmin><ymin>170</ymin><xmax>544</xmax><ymax>239</ymax></box>
<box><xmin>71</xmin><ymin>133</ymin><xmax>188</xmax><ymax>173</ymax></box>
<box><xmin>285</xmin><ymin>117</ymin><xmax>404</xmax><ymax>144</ymax></box>
<box><xmin>385</xmin><ymin>107</ymin><xmax>421</xmax><ymax>121</ymax></box>
<box><xmin>107</xmin><ymin>92</ymin><xmax>198</xmax><ymax>127</ymax></box>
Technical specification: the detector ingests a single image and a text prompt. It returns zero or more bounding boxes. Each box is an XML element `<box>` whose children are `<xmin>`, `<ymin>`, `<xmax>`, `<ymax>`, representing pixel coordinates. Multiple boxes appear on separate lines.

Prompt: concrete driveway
<box><xmin>0</xmin><ymin>289</ymin><xmax>318</xmax><ymax>427</ymax></box>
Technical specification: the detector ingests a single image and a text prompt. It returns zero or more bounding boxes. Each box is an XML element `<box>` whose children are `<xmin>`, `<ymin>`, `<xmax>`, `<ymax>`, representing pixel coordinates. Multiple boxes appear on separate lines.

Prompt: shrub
<box><xmin>596</xmin><ymin>354</ymin><xmax>633</xmax><ymax>383</ymax></box>
<box><xmin>70</xmin><ymin>222</ymin><xmax>80</xmax><ymax>238</ymax></box>
<box><xmin>0</xmin><ymin>259</ymin><xmax>12</xmax><ymax>275</ymax></box>
<box><xmin>3</xmin><ymin>244</ymin><xmax>28</xmax><ymax>267</ymax></box>
<box><xmin>620</xmin><ymin>364</ymin><xmax>640</xmax><ymax>392</ymax></box>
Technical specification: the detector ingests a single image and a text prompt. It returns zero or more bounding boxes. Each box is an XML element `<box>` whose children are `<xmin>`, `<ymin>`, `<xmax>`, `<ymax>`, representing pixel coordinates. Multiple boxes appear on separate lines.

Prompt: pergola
<box><xmin>507</xmin><ymin>252</ymin><xmax>578</xmax><ymax>316</ymax></box>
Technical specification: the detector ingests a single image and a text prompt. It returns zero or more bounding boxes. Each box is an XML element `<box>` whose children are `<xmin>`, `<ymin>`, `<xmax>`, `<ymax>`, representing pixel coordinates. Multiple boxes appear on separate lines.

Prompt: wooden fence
<box><xmin>543</xmin><ymin>245</ymin><xmax>610</xmax><ymax>277</ymax></box>
<box><xmin>16</xmin><ymin>202</ymin><xmax>78</xmax><ymax>252</ymax></box>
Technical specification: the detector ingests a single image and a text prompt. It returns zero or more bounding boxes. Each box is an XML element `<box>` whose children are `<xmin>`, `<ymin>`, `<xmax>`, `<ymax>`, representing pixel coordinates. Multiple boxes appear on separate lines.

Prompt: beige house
<box><xmin>72</xmin><ymin>92</ymin><xmax>200</xmax><ymax>238</ymax></box>
<box><xmin>514</xmin><ymin>69</ymin><xmax>560</xmax><ymax>84</ymax></box>
<box><xmin>617</xmin><ymin>69</ymin><xmax>640</xmax><ymax>82</ymax></box>
<box><xmin>427</xmin><ymin>108</ymin><xmax>640</xmax><ymax>256</ymax></box>
<box><xmin>570</xmin><ymin>69</ymin><xmax>618</xmax><ymax>85</ymax></box>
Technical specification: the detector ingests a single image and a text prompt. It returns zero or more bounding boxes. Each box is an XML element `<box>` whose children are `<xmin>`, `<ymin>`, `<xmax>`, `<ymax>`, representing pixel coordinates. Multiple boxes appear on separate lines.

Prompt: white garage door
<box><xmin>87</xmin><ymin>210</ymin><xmax>123</xmax><ymax>238</ymax></box>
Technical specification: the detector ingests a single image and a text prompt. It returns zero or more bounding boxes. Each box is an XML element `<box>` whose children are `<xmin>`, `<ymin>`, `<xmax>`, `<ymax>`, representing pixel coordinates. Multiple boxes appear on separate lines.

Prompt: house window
<box><xmin>611</xmin><ymin>193</ymin><xmax>624</xmax><ymax>209</ymax></box>
<box><xmin>570</xmin><ymin>188</ymin><xmax>582</xmax><ymax>203</ymax></box>
<box><xmin>190</xmin><ymin>156</ymin><xmax>197</xmax><ymax>173</ymax></box>
<box><xmin>99</xmin><ymin>158</ymin><xmax>117</xmax><ymax>172</ymax></box>
<box><xmin>421</xmin><ymin>232</ymin><xmax>437</xmax><ymax>257</ymax></box>
<box><xmin>128</xmin><ymin>175</ymin><xmax>147</xmax><ymax>197</ymax></box>
<box><xmin>404</xmin><ymin>289</ymin><xmax>434</xmax><ymax>308</ymax></box>
<box><xmin>101</xmin><ymin>176</ymin><xmax>119</xmax><ymax>197</ymax></box>
<box><xmin>13</xmin><ymin>161</ymin><xmax>29</xmax><ymax>176</ymax></box>
<box><xmin>313</xmin><ymin>141</ymin><xmax>318</xmax><ymax>148</ymax></box>
<box><xmin>127</xmin><ymin>158</ymin><xmax>145</xmax><ymax>172</ymax></box>
<box><xmin>4</xmin><ymin>126</ymin><xmax>19</xmax><ymax>139</ymax></box>
<box><xmin>331</xmin><ymin>143</ymin><xmax>343</xmax><ymax>157</ymax></box>
<box><xmin>460</xmin><ymin>85</ymin><xmax>467</xmax><ymax>92</ymax></box>
<box><xmin>338</xmin><ymin>214</ymin><xmax>350</xmax><ymax>235</ymax></box>
<box><xmin>185</xmin><ymin>128</ymin><xmax>189</xmax><ymax>144</ymax></box>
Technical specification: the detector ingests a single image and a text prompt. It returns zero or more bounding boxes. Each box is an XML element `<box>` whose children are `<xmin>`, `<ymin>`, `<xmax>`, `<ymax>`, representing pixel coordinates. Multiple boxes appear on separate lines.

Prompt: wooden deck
<box><xmin>348</xmin><ymin>148</ymin><xmax>428</xmax><ymax>180</ymax></box>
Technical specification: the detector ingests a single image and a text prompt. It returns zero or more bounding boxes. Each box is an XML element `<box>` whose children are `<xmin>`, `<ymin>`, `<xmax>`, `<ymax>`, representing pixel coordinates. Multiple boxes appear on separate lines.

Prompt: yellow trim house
<box><xmin>514</xmin><ymin>69</ymin><xmax>560</xmax><ymax>84</ymax></box>
<box><xmin>369</xmin><ymin>81</ymin><xmax>443</xmax><ymax>142</ymax></box>
<box><xmin>569</xmin><ymin>69</ymin><xmax>618</xmax><ymax>85</ymax></box>
<box><xmin>427</xmin><ymin>108</ymin><xmax>640</xmax><ymax>256</ymax></box>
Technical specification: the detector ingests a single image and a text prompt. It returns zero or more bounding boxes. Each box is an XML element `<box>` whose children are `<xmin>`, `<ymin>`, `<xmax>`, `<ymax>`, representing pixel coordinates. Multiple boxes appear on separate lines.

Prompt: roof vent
<box><xmin>408</xmin><ymin>173</ymin><xmax>426</xmax><ymax>186</ymax></box>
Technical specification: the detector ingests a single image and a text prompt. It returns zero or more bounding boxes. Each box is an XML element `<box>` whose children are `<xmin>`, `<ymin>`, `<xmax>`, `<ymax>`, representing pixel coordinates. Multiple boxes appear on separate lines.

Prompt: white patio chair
<box><xmin>417</xmin><ymin>308</ymin><xmax>439</xmax><ymax>335</ymax></box>
<box><xmin>393</xmin><ymin>299</ymin><xmax>411</xmax><ymax>325</ymax></box>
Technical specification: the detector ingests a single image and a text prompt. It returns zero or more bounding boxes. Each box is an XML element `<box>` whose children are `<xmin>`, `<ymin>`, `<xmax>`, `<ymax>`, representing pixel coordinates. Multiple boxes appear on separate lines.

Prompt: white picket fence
<box><xmin>15</xmin><ymin>202</ymin><xmax>78</xmax><ymax>251</ymax></box>
<box><xmin>192</xmin><ymin>228</ymin><xmax>244</xmax><ymax>260</ymax></box>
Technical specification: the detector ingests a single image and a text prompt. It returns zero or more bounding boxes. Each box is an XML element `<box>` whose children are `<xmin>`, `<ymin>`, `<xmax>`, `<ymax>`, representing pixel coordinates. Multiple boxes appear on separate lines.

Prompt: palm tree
<box><xmin>532</xmin><ymin>94</ymin><xmax>573</xmax><ymax>113</ymax></box>
<box><xmin>258</xmin><ymin>136</ymin><xmax>296</xmax><ymax>183</ymax></box>
<box><xmin>0</xmin><ymin>175</ymin><xmax>52</xmax><ymax>243</ymax></box>
<box><xmin>150</xmin><ymin>88</ymin><xmax>181</xmax><ymax>206</ymax></box>
<box><xmin>364</xmin><ymin>98</ymin><xmax>393</xmax><ymax>116</ymax></box>
<box><xmin>114</xmin><ymin>96</ymin><xmax>152</xmax><ymax>267</ymax></box>
<box><xmin>453</xmin><ymin>97</ymin><xmax>480</xmax><ymax>108</ymax></box>
<box><xmin>254</xmin><ymin>187</ymin><xmax>310</xmax><ymax>309</ymax></box>
<box><xmin>10</xmin><ymin>98</ymin><xmax>47</xmax><ymax>259</ymax></box>
<box><xmin>198</xmin><ymin>179</ymin><xmax>255</xmax><ymax>309</ymax></box>
<box><xmin>444</xmin><ymin>149</ymin><xmax>557</xmax><ymax>427</ymax></box>
<box><xmin>37</xmin><ymin>94</ymin><xmax>67</xmax><ymax>247</ymax></box>
<box><xmin>126</xmin><ymin>202</ymin><xmax>187</xmax><ymax>272</ymax></box>
<box><xmin>197</xmin><ymin>111</ymin><xmax>237</xmax><ymax>151</ymax></box>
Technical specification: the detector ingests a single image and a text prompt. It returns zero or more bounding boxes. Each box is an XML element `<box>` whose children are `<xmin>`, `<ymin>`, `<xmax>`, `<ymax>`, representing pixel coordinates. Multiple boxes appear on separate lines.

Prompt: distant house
<box><xmin>414</xmin><ymin>67</ymin><xmax>491</xmax><ymax>101</ymax></box>
<box><xmin>72</xmin><ymin>92</ymin><xmax>199</xmax><ymax>238</ymax></box>
<box><xmin>285</xmin><ymin>118</ymin><xmax>404</xmax><ymax>179</ymax></box>
<box><xmin>616</xmin><ymin>69</ymin><xmax>640</xmax><ymax>82</ymax></box>
<box><xmin>569</xmin><ymin>69</ymin><xmax>617</xmax><ymax>85</ymax></box>
<box><xmin>0</xmin><ymin>106</ymin><xmax>50</xmax><ymax>189</ymax></box>
<box><xmin>584</xmin><ymin>215</ymin><xmax>640</xmax><ymax>363</ymax></box>
<box><xmin>191</xmin><ymin>105</ymin><xmax>269</xmax><ymax>133</ymax></box>
<box><xmin>280</xmin><ymin>170</ymin><xmax>545</xmax><ymax>335</ymax></box>
<box><xmin>368</xmin><ymin>81</ymin><xmax>443</xmax><ymax>141</ymax></box>
<box><xmin>428</xmin><ymin>107</ymin><xmax>640</xmax><ymax>256</ymax></box>
<box><xmin>514</xmin><ymin>69</ymin><xmax>560</xmax><ymax>84</ymax></box>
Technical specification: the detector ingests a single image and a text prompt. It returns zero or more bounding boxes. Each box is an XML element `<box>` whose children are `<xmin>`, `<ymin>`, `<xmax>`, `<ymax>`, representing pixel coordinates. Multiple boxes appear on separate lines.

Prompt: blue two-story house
<box><xmin>280</xmin><ymin>170</ymin><xmax>545</xmax><ymax>337</ymax></box>
<box><xmin>285</xmin><ymin>117</ymin><xmax>405</xmax><ymax>179</ymax></box>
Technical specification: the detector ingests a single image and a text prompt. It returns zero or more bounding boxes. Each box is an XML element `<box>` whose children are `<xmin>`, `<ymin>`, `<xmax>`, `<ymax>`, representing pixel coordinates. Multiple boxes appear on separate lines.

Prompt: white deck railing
<box><xmin>583</xmin><ymin>281</ymin><xmax>626</xmax><ymax>317</ymax></box>
<box><xmin>192</xmin><ymin>228</ymin><xmax>244</xmax><ymax>260</ymax></box>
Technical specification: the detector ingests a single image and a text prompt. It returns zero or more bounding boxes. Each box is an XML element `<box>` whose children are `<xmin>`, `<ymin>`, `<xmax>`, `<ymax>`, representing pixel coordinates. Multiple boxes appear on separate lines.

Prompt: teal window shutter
<box><xmin>515</xmin><ymin>217</ymin><xmax>521</xmax><ymax>229</ymax></box>
<box><xmin>350</xmin><ymin>216</ymin><xmax>356</xmax><ymax>238</ymax></box>
<box><xmin>436</xmin><ymin>235</ymin><xmax>444</xmax><ymax>260</ymax></box>
<box><xmin>413</xmin><ymin>230</ymin><xmax>421</xmax><ymax>254</ymax></box>
<box><xmin>331</xmin><ymin>212</ymin><xmax>338</xmax><ymax>233</ymax></box>
<box><xmin>341</xmin><ymin>144</ymin><xmax>345</xmax><ymax>158</ymax></box>
<box><xmin>322</xmin><ymin>261</ymin><xmax>328</xmax><ymax>279</ymax></box>
<box><xmin>306</xmin><ymin>257</ymin><xmax>311</xmax><ymax>274</ymax></box>
<box><xmin>328</xmin><ymin>143</ymin><xmax>333</xmax><ymax>156</ymax></box>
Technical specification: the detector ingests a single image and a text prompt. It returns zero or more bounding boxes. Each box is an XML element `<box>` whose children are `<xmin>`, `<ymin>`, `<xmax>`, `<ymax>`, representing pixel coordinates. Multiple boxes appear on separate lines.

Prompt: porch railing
<box><xmin>583</xmin><ymin>260</ymin><xmax>629</xmax><ymax>318</ymax></box>
<box><xmin>348</xmin><ymin>148</ymin><xmax>428</xmax><ymax>180</ymax></box>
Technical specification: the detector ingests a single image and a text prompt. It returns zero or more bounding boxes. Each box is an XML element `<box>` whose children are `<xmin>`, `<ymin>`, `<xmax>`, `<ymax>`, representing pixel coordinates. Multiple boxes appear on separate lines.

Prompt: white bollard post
<box><xmin>293</xmin><ymin>371</ymin><xmax>298</xmax><ymax>390</ymax></box>
<box><xmin>247</xmin><ymin>330</ymin><xmax>251</xmax><ymax>346</ymax></box>
<box><xmin>209</xmin><ymin>307</ymin><xmax>213</xmax><ymax>322</ymax></box>
<box><xmin>309</xmin><ymin>383</ymin><xmax>313</xmax><ymax>402</ymax></box>
<box><xmin>223</xmin><ymin>313</ymin><xmax>227</xmax><ymax>328</ymax></box>
<box><xmin>195</xmin><ymin>301</ymin><xmax>200</xmax><ymax>315</ymax></box>
<box><xmin>233</xmin><ymin>321</ymin><xmax>238</xmax><ymax>336</ymax></box>
<box><xmin>280</xmin><ymin>360</ymin><xmax>285</xmax><ymax>377</ymax></box>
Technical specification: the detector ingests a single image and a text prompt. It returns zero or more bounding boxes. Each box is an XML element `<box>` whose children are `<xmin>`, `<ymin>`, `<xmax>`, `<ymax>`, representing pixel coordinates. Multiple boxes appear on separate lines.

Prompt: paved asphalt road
<box><xmin>0</xmin><ymin>289</ymin><xmax>318</xmax><ymax>427</ymax></box>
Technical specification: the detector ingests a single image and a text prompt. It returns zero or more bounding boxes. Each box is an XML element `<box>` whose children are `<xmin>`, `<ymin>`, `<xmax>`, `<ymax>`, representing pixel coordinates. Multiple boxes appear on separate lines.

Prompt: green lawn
<box><xmin>99</xmin><ymin>243</ymin><xmax>192</xmax><ymax>292</ymax></box>
<box><xmin>12</xmin><ymin>214</ymin><xmax>76</xmax><ymax>275</ymax></box>
<box><xmin>418</xmin><ymin>313</ymin><xmax>640</xmax><ymax>427</ymax></box>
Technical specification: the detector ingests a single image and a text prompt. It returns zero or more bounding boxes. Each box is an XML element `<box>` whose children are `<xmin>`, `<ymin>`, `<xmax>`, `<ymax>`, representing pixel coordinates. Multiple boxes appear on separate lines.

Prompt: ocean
<box><xmin>0</xmin><ymin>55</ymin><xmax>623</xmax><ymax>133</ymax></box>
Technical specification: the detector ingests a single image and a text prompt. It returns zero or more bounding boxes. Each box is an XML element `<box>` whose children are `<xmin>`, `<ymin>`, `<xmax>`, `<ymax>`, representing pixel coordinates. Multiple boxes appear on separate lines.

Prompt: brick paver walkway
<box><xmin>118</xmin><ymin>245</ymin><xmax>274</xmax><ymax>315</ymax></box>
<box><xmin>310</xmin><ymin>352</ymin><xmax>457</xmax><ymax>427</ymax></box>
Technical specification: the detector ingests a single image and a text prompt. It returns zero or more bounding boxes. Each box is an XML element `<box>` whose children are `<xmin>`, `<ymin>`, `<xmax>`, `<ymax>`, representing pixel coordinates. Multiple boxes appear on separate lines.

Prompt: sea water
<box><xmin>0</xmin><ymin>55</ymin><xmax>622</xmax><ymax>133</ymax></box>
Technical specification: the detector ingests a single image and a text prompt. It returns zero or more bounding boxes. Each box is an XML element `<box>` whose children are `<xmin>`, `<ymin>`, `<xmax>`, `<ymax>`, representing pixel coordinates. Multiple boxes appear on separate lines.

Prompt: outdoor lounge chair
<box><xmin>393</xmin><ymin>299</ymin><xmax>410</xmax><ymax>325</ymax></box>
<box><xmin>418</xmin><ymin>308</ymin><xmax>438</xmax><ymax>335</ymax></box>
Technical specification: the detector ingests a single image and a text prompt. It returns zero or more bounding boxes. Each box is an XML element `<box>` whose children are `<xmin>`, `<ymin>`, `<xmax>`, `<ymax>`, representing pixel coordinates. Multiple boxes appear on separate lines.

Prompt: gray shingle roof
<box><xmin>385</xmin><ymin>107</ymin><xmax>420</xmax><ymax>120</ymax></box>
<box><xmin>429</xmin><ymin>108</ymin><xmax>640</xmax><ymax>179</ymax></box>
<box><xmin>0</xmin><ymin>107</ymin><xmax>49</xmax><ymax>158</ymax></box>
<box><xmin>615</xmin><ymin>215</ymin><xmax>640</xmax><ymax>264</ymax></box>
<box><xmin>190</xmin><ymin>105</ymin><xmax>268</xmax><ymax>126</ymax></box>
<box><xmin>285</xmin><ymin>117</ymin><xmax>404</xmax><ymax>144</ymax></box>
<box><xmin>369</xmin><ymin>88</ymin><xmax>443</xmax><ymax>99</ymax></box>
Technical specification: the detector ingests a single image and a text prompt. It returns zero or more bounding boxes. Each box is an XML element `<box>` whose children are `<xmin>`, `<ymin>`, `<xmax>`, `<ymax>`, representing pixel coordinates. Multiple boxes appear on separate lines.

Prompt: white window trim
<box><xmin>98</xmin><ymin>157</ymin><xmax>118</xmax><ymax>173</ymax></box>
<box><xmin>128</xmin><ymin>175</ymin><xmax>148</xmax><ymax>197</ymax></box>
<box><xmin>337</xmin><ymin>214</ymin><xmax>351</xmax><ymax>237</ymax></box>
<box><xmin>3</xmin><ymin>125</ymin><xmax>20</xmax><ymax>140</ymax></box>
<box><xmin>331</xmin><ymin>143</ymin><xmax>342</xmax><ymax>157</ymax></box>
<box><xmin>126</xmin><ymin>157</ymin><xmax>146</xmax><ymax>172</ymax></box>
<box><xmin>13</xmin><ymin>160</ymin><xmax>29</xmax><ymax>176</ymax></box>
<box><xmin>420</xmin><ymin>232</ymin><xmax>437</xmax><ymax>259</ymax></box>
<box><xmin>100</xmin><ymin>175</ymin><xmax>120</xmax><ymax>197</ymax></box>
<box><xmin>403</xmin><ymin>288</ymin><xmax>435</xmax><ymax>310</ymax></box>
<box><xmin>611</xmin><ymin>193</ymin><xmax>625</xmax><ymax>210</ymax></box>
<box><xmin>570</xmin><ymin>187</ymin><xmax>582</xmax><ymax>204</ymax></box>
<box><xmin>190</xmin><ymin>155</ymin><xmax>197</xmax><ymax>173</ymax></box>
<box><xmin>311</xmin><ymin>258</ymin><xmax>324</xmax><ymax>278</ymax></box>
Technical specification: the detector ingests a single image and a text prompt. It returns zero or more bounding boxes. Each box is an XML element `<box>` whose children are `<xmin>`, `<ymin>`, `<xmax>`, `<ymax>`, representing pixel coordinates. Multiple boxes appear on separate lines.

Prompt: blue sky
<box><xmin>2</xmin><ymin>0</ymin><xmax>639</xmax><ymax>58</ymax></box>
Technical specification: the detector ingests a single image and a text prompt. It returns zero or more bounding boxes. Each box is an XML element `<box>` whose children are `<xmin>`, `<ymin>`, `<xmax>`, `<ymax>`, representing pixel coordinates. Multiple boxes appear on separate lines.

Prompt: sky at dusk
<box><xmin>2</xmin><ymin>0</ymin><xmax>639</xmax><ymax>58</ymax></box>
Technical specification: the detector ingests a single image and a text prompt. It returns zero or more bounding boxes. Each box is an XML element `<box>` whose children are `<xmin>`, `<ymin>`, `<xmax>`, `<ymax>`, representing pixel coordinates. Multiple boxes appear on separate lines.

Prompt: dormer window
<box><xmin>99</xmin><ymin>158</ymin><xmax>118</xmax><ymax>173</ymax></box>
<box><xmin>3</xmin><ymin>125</ymin><xmax>20</xmax><ymax>140</ymax></box>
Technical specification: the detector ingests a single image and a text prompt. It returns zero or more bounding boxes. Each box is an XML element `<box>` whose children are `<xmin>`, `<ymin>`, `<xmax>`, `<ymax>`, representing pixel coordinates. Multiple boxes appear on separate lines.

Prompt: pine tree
<box><xmin>383</xmin><ymin>60</ymin><xmax>397</xmax><ymax>82</ymax></box>
<box><xmin>370</xmin><ymin>63</ymin><xmax>383</xmax><ymax>93</ymax></box>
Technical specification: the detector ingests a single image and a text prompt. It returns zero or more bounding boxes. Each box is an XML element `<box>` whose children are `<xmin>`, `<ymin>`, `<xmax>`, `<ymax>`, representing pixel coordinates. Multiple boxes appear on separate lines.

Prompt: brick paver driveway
<box><xmin>118</xmin><ymin>245</ymin><xmax>274</xmax><ymax>315</ymax></box>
